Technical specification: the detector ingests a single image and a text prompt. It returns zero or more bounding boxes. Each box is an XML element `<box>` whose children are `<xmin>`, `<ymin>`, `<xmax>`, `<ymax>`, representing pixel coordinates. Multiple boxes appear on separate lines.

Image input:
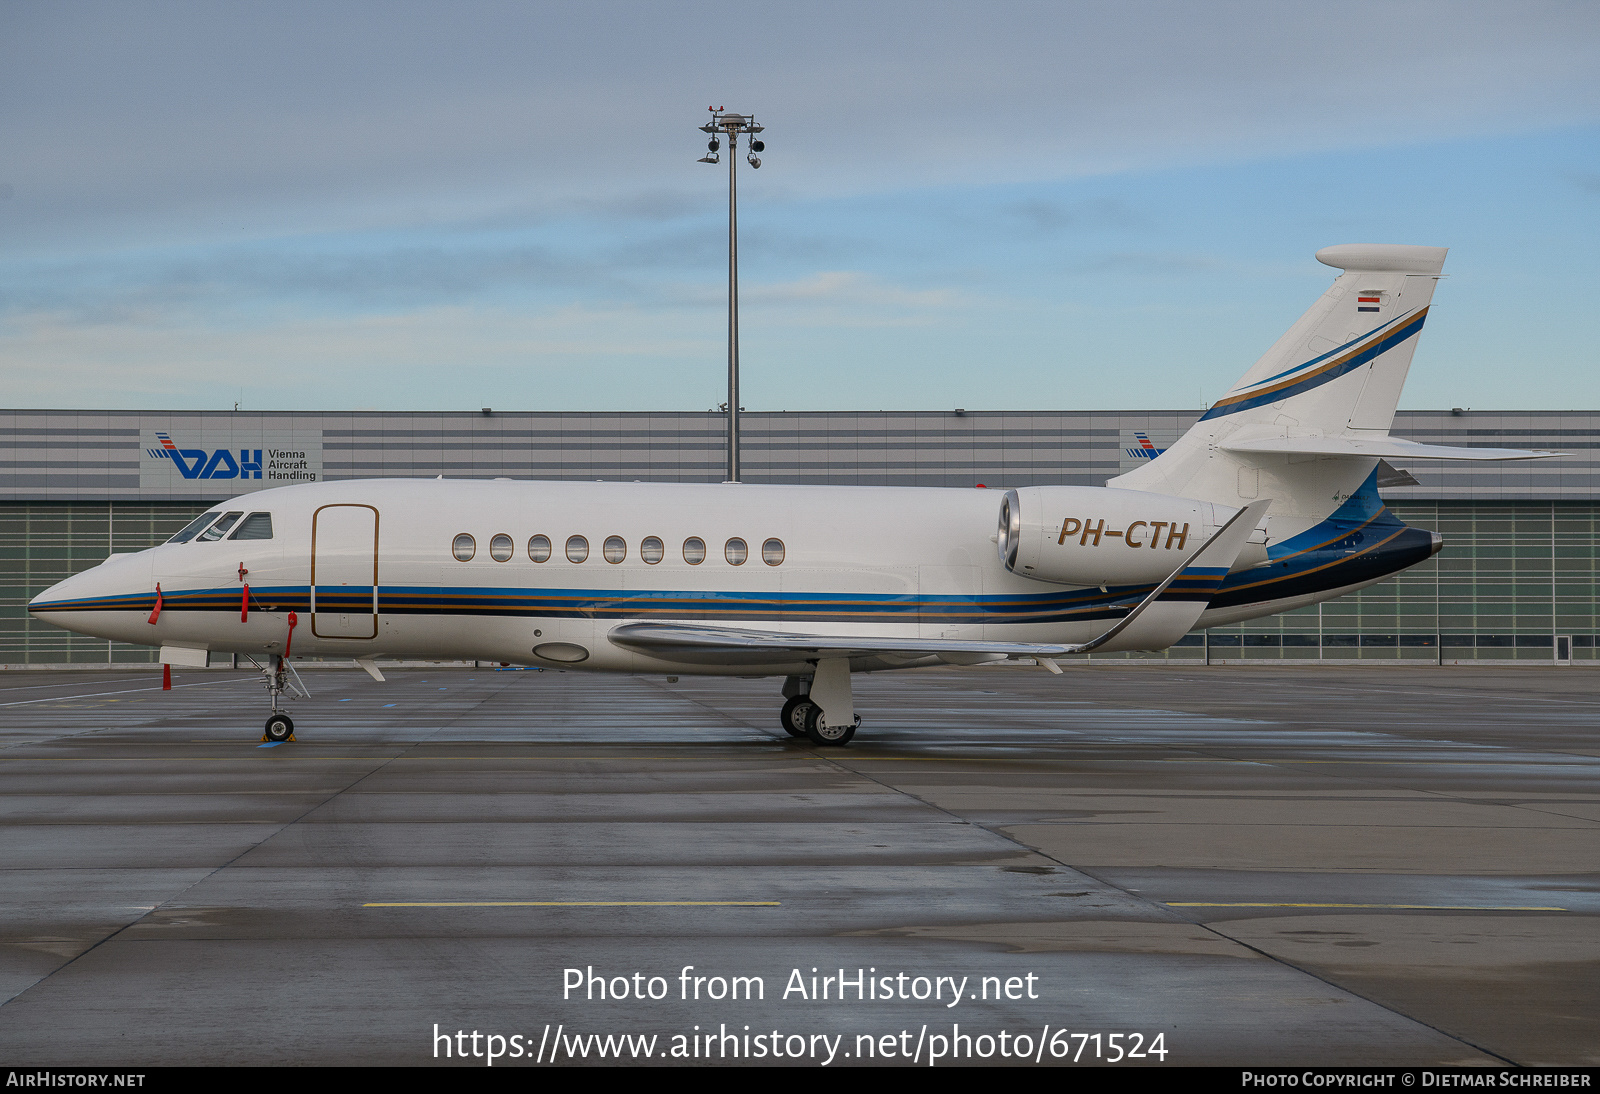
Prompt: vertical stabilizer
<box><xmin>1112</xmin><ymin>244</ymin><xmax>1446</xmax><ymax>537</ymax></box>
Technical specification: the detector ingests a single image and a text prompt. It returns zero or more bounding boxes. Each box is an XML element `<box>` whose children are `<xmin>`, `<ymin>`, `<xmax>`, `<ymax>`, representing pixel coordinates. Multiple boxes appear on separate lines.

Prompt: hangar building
<box><xmin>3</xmin><ymin>407</ymin><xmax>1595</xmax><ymax>666</ymax></box>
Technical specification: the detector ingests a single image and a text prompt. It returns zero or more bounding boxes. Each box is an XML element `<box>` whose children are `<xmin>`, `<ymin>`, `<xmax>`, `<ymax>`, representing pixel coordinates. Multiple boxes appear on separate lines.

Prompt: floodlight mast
<box><xmin>697</xmin><ymin>107</ymin><xmax>765</xmax><ymax>483</ymax></box>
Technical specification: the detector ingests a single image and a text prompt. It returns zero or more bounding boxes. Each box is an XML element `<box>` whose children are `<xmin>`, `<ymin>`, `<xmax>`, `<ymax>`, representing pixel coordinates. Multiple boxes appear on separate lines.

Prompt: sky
<box><xmin>1</xmin><ymin>0</ymin><xmax>1597</xmax><ymax>413</ymax></box>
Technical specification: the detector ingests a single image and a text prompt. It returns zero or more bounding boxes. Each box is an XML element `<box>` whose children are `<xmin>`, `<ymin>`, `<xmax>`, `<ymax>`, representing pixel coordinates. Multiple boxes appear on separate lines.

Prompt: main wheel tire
<box><xmin>779</xmin><ymin>695</ymin><xmax>814</xmax><ymax>738</ymax></box>
<box><xmin>263</xmin><ymin>714</ymin><xmax>294</xmax><ymax>743</ymax></box>
<box><xmin>803</xmin><ymin>704</ymin><xmax>857</xmax><ymax>747</ymax></box>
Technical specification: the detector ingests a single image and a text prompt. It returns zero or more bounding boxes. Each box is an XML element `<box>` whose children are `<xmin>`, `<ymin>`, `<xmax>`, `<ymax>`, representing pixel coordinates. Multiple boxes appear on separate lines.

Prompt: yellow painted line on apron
<box><xmin>1166</xmin><ymin>902</ymin><xmax>1567</xmax><ymax>911</ymax></box>
<box><xmin>362</xmin><ymin>901</ymin><xmax>780</xmax><ymax>908</ymax></box>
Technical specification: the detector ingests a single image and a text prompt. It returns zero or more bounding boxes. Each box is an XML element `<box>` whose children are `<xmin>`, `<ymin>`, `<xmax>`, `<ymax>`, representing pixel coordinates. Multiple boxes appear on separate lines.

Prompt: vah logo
<box><xmin>145</xmin><ymin>433</ymin><xmax>318</xmax><ymax>482</ymax></box>
<box><xmin>147</xmin><ymin>433</ymin><xmax>261</xmax><ymax>479</ymax></box>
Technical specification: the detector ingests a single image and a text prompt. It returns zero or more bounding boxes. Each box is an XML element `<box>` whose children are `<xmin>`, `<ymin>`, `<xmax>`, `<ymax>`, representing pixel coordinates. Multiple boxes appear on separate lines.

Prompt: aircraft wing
<box><xmin>1220</xmin><ymin>436</ymin><xmax>1562</xmax><ymax>462</ymax></box>
<box><xmin>607</xmin><ymin>622</ymin><xmax>1079</xmax><ymax>666</ymax></box>
<box><xmin>611</xmin><ymin>499</ymin><xmax>1273</xmax><ymax>667</ymax></box>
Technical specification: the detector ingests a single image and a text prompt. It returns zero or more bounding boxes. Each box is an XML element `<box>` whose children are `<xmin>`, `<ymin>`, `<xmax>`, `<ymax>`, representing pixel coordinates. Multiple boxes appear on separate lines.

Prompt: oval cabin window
<box><xmin>528</xmin><ymin>534</ymin><xmax>551</xmax><ymax>562</ymax></box>
<box><xmin>490</xmin><ymin>533</ymin><xmax>514</xmax><ymax>562</ymax></box>
<box><xmin>452</xmin><ymin>533</ymin><xmax>476</xmax><ymax>561</ymax></box>
<box><xmin>725</xmin><ymin>538</ymin><xmax>748</xmax><ymax>565</ymax></box>
<box><xmin>682</xmin><ymin>537</ymin><xmax>706</xmax><ymax>565</ymax></box>
<box><xmin>762</xmin><ymin>538</ymin><xmax>785</xmax><ymax>566</ymax></box>
<box><xmin>641</xmin><ymin>536</ymin><xmax>664</xmax><ymax>564</ymax></box>
<box><xmin>566</xmin><ymin>535</ymin><xmax>589</xmax><ymax>563</ymax></box>
<box><xmin>603</xmin><ymin>536</ymin><xmax>627</xmax><ymax>564</ymax></box>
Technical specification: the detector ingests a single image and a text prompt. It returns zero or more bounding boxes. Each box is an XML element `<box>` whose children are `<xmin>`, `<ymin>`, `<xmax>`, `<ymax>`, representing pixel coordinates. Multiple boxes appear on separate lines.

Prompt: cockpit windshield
<box><xmin>198</xmin><ymin>512</ymin><xmax>244</xmax><ymax>541</ymax></box>
<box><xmin>229</xmin><ymin>513</ymin><xmax>273</xmax><ymax>540</ymax></box>
<box><xmin>167</xmin><ymin>512</ymin><xmax>221</xmax><ymax>544</ymax></box>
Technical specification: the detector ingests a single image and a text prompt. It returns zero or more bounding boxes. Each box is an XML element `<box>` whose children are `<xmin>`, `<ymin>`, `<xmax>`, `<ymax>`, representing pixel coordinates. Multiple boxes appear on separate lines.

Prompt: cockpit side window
<box><xmin>198</xmin><ymin>512</ymin><xmax>244</xmax><ymax>541</ymax></box>
<box><xmin>167</xmin><ymin>512</ymin><xmax>222</xmax><ymax>544</ymax></box>
<box><xmin>228</xmin><ymin>513</ymin><xmax>274</xmax><ymax>540</ymax></box>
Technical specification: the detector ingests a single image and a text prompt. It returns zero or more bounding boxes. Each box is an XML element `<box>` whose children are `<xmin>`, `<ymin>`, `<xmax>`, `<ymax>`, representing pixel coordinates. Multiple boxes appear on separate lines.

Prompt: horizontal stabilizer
<box><xmin>1221</xmin><ymin>436</ymin><xmax>1562</xmax><ymax>463</ymax></box>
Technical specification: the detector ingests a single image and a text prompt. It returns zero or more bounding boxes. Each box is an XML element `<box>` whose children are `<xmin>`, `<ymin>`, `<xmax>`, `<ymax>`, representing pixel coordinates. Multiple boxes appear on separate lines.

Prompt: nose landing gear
<box><xmin>251</xmin><ymin>654</ymin><xmax>308</xmax><ymax>742</ymax></box>
<box><xmin>264</xmin><ymin>713</ymin><xmax>294</xmax><ymax>743</ymax></box>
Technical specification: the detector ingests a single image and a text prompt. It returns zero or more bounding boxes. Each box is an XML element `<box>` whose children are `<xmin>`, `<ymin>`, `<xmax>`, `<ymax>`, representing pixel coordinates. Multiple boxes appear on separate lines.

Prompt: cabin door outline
<box><xmin>311</xmin><ymin>504</ymin><xmax>379</xmax><ymax>639</ymax></box>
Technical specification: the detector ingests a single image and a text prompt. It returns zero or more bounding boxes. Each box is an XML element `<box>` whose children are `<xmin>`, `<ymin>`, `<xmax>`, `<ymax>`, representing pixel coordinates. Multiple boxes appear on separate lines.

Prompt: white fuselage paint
<box><xmin>39</xmin><ymin>478</ymin><xmax>1035</xmax><ymax>673</ymax></box>
<box><xmin>33</xmin><ymin>477</ymin><xmax>1306</xmax><ymax>677</ymax></box>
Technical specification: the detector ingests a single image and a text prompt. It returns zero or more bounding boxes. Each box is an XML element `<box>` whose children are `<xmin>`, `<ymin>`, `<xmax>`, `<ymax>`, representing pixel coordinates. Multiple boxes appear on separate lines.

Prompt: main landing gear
<box><xmin>803</xmin><ymin>704</ymin><xmax>858</xmax><ymax>746</ymax></box>
<box><xmin>778</xmin><ymin>695</ymin><xmax>860</xmax><ymax>746</ymax></box>
<box><xmin>780</xmin><ymin>659</ymin><xmax>860</xmax><ymax>746</ymax></box>
<box><xmin>779</xmin><ymin>694</ymin><xmax>813</xmax><ymax>738</ymax></box>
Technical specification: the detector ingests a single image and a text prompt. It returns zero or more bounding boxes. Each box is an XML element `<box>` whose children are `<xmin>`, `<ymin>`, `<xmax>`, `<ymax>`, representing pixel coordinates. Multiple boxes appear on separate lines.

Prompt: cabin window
<box><xmin>724</xmin><ymin>538</ymin><xmax>748</xmax><ymax>565</ymax></box>
<box><xmin>168</xmin><ymin>512</ymin><xmax>221</xmax><ymax>544</ymax></box>
<box><xmin>198</xmin><ymin>512</ymin><xmax>244</xmax><ymax>541</ymax></box>
<box><xmin>228</xmin><ymin>513</ymin><xmax>274</xmax><ymax>540</ymax></box>
<box><xmin>640</xmin><ymin>536</ymin><xmax>664</xmax><ymax>564</ymax></box>
<box><xmin>528</xmin><ymin>534</ymin><xmax>551</xmax><ymax>562</ymax></box>
<box><xmin>490</xmin><ymin>533</ymin><xmax>514</xmax><ymax>562</ymax></box>
<box><xmin>603</xmin><ymin>536</ymin><xmax>626</xmax><ymax>564</ymax></box>
<box><xmin>682</xmin><ymin>537</ymin><xmax>706</xmax><ymax>565</ymax></box>
<box><xmin>452</xmin><ymin>533</ymin><xmax>476</xmax><ymax>561</ymax></box>
<box><xmin>566</xmin><ymin>535</ymin><xmax>589</xmax><ymax>563</ymax></box>
<box><xmin>762</xmin><ymin>538</ymin><xmax>785</xmax><ymax>566</ymax></box>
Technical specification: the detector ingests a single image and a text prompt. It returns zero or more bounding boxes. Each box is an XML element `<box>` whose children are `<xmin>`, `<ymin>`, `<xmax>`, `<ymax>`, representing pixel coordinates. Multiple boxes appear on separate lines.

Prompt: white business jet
<box><xmin>30</xmin><ymin>245</ymin><xmax>1558</xmax><ymax>745</ymax></box>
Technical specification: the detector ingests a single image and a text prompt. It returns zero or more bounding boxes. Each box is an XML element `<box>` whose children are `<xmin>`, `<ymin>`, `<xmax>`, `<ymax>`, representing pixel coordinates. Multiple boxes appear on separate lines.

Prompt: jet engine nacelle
<box><xmin>997</xmin><ymin>486</ymin><xmax>1241</xmax><ymax>587</ymax></box>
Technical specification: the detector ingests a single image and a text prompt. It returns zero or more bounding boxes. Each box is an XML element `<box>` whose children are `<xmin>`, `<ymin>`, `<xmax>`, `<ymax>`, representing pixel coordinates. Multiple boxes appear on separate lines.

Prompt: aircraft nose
<box><xmin>29</xmin><ymin>551</ymin><xmax>150</xmax><ymax>617</ymax></box>
<box><xmin>30</xmin><ymin>570</ymin><xmax>90</xmax><ymax>616</ymax></box>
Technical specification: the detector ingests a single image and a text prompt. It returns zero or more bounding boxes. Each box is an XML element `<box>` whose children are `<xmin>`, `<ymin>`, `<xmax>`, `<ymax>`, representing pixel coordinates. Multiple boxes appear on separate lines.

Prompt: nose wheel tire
<box><xmin>779</xmin><ymin>696</ymin><xmax>815</xmax><ymax>738</ymax></box>
<box><xmin>263</xmin><ymin>714</ymin><xmax>295</xmax><ymax>743</ymax></box>
<box><xmin>803</xmin><ymin>705</ymin><xmax>858</xmax><ymax>747</ymax></box>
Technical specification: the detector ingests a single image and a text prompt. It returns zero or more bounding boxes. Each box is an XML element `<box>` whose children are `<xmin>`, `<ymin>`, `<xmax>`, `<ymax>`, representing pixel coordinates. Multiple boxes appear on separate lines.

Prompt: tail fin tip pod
<box><xmin>1313</xmin><ymin>244</ymin><xmax>1448</xmax><ymax>275</ymax></box>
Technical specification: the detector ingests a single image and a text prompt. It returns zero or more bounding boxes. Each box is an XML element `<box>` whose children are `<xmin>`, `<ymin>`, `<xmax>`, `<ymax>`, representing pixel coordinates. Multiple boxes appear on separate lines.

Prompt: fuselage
<box><xmin>29</xmin><ymin>476</ymin><xmax>1438</xmax><ymax>675</ymax></box>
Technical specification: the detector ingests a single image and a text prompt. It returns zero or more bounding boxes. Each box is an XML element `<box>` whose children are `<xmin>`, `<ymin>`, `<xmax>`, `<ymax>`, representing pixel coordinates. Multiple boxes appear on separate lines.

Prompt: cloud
<box><xmin>0</xmin><ymin>301</ymin><xmax>724</xmax><ymax>409</ymax></box>
<box><xmin>745</xmin><ymin>271</ymin><xmax>967</xmax><ymax>310</ymax></box>
<box><xmin>650</xmin><ymin>270</ymin><xmax>974</xmax><ymax>325</ymax></box>
<box><xmin>3</xmin><ymin>1</ymin><xmax>1598</xmax><ymax>249</ymax></box>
